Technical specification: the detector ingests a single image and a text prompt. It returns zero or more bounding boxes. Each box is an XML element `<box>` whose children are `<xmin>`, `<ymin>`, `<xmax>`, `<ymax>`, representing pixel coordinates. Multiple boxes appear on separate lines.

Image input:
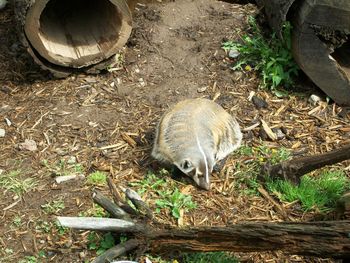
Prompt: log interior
<box><xmin>331</xmin><ymin>40</ymin><xmax>350</xmax><ymax>80</ymax></box>
<box><xmin>25</xmin><ymin>0</ymin><xmax>129</xmax><ymax>68</ymax></box>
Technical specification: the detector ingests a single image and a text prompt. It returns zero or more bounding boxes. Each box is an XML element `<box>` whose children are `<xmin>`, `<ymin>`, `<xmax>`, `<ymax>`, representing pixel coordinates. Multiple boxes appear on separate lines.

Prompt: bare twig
<box><xmin>92</xmin><ymin>239</ymin><xmax>140</xmax><ymax>263</ymax></box>
<box><xmin>92</xmin><ymin>190</ymin><xmax>131</xmax><ymax>220</ymax></box>
<box><xmin>125</xmin><ymin>188</ymin><xmax>153</xmax><ymax>219</ymax></box>
<box><xmin>257</xmin><ymin>187</ymin><xmax>290</xmax><ymax>221</ymax></box>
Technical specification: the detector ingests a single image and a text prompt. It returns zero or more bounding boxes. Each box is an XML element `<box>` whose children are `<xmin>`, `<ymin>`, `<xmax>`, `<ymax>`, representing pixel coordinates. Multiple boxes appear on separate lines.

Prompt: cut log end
<box><xmin>20</xmin><ymin>0</ymin><xmax>132</xmax><ymax>75</ymax></box>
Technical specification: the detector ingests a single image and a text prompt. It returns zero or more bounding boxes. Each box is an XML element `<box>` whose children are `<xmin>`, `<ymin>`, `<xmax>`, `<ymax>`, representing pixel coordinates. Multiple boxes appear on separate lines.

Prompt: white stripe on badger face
<box><xmin>195</xmin><ymin>133</ymin><xmax>209</xmax><ymax>185</ymax></box>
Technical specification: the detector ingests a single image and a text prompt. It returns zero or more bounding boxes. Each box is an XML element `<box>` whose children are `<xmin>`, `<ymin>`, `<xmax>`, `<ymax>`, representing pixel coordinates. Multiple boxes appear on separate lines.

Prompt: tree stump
<box><xmin>256</xmin><ymin>0</ymin><xmax>350</xmax><ymax>106</ymax></box>
<box><xmin>14</xmin><ymin>0</ymin><xmax>132</xmax><ymax>77</ymax></box>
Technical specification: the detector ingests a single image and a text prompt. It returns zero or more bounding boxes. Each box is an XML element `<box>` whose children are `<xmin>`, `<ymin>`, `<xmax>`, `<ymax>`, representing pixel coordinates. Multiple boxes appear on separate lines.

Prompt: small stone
<box><xmin>0</xmin><ymin>169</ymin><xmax>3</xmax><ymax>175</ymax></box>
<box><xmin>272</xmin><ymin>128</ymin><xmax>286</xmax><ymax>140</ymax></box>
<box><xmin>228</xmin><ymin>48</ymin><xmax>240</xmax><ymax>59</ymax></box>
<box><xmin>5</xmin><ymin>118</ymin><xmax>11</xmax><ymax>126</ymax></box>
<box><xmin>79</xmin><ymin>251</ymin><xmax>87</xmax><ymax>259</ymax></box>
<box><xmin>197</xmin><ymin>86</ymin><xmax>207</xmax><ymax>93</ymax></box>
<box><xmin>252</xmin><ymin>95</ymin><xmax>268</xmax><ymax>109</ymax></box>
<box><xmin>19</xmin><ymin>139</ymin><xmax>37</xmax><ymax>151</ymax></box>
<box><xmin>0</xmin><ymin>128</ymin><xmax>5</xmax><ymax>137</ymax></box>
<box><xmin>67</xmin><ymin>156</ymin><xmax>76</xmax><ymax>164</ymax></box>
<box><xmin>308</xmin><ymin>94</ymin><xmax>322</xmax><ymax>105</ymax></box>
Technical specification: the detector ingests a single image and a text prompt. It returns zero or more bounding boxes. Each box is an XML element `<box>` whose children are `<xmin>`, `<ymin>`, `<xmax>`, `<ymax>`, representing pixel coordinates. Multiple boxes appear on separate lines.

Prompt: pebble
<box><xmin>252</xmin><ymin>95</ymin><xmax>268</xmax><ymax>109</ymax></box>
<box><xmin>272</xmin><ymin>128</ymin><xmax>286</xmax><ymax>140</ymax></box>
<box><xmin>197</xmin><ymin>86</ymin><xmax>207</xmax><ymax>93</ymax></box>
<box><xmin>67</xmin><ymin>156</ymin><xmax>77</xmax><ymax>164</ymax></box>
<box><xmin>5</xmin><ymin>118</ymin><xmax>11</xmax><ymax>126</ymax></box>
<box><xmin>228</xmin><ymin>48</ymin><xmax>240</xmax><ymax>59</ymax></box>
<box><xmin>308</xmin><ymin>94</ymin><xmax>322</xmax><ymax>105</ymax></box>
<box><xmin>0</xmin><ymin>128</ymin><xmax>5</xmax><ymax>137</ymax></box>
<box><xmin>19</xmin><ymin>139</ymin><xmax>37</xmax><ymax>151</ymax></box>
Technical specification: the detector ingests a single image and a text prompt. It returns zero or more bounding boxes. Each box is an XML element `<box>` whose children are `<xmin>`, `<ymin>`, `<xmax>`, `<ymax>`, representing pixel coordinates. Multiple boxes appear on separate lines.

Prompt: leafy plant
<box><xmin>87</xmin><ymin>171</ymin><xmax>107</xmax><ymax>186</ymax></box>
<box><xmin>0</xmin><ymin>170</ymin><xmax>37</xmax><ymax>196</ymax></box>
<box><xmin>79</xmin><ymin>204</ymin><xmax>108</xmax><ymax>218</ymax></box>
<box><xmin>19</xmin><ymin>256</ymin><xmax>38</xmax><ymax>263</ymax></box>
<box><xmin>130</xmin><ymin>170</ymin><xmax>197</xmax><ymax>219</ymax></box>
<box><xmin>233</xmin><ymin>144</ymin><xmax>291</xmax><ymax>195</ymax></box>
<box><xmin>267</xmin><ymin>169</ymin><xmax>350</xmax><ymax>212</ymax></box>
<box><xmin>88</xmin><ymin>232</ymin><xmax>115</xmax><ymax>255</ymax></box>
<box><xmin>181</xmin><ymin>252</ymin><xmax>239</xmax><ymax>263</ymax></box>
<box><xmin>222</xmin><ymin>16</ymin><xmax>299</xmax><ymax>93</ymax></box>
<box><xmin>41</xmin><ymin>199</ymin><xmax>65</xmax><ymax>214</ymax></box>
<box><xmin>42</xmin><ymin>158</ymin><xmax>83</xmax><ymax>177</ymax></box>
<box><xmin>155</xmin><ymin>188</ymin><xmax>197</xmax><ymax>219</ymax></box>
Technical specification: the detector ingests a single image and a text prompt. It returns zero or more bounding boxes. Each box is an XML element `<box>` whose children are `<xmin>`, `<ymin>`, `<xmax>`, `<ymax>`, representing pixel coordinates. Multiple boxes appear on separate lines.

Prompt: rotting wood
<box><xmin>257</xmin><ymin>0</ymin><xmax>350</xmax><ymax>106</ymax></box>
<box><xmin>262</xmin><ymin>143</ymin><xmax>350</xmax><ymax>184</ymax></box>
<box><xmin>14</xmin><ymin>0</ymin><xmax>132</xmax><ymax>77</ymax></box>
<box><xmin>57</xmin><ymin>216</ymin><xmax>350</xmax><ymax>258</ymax></box>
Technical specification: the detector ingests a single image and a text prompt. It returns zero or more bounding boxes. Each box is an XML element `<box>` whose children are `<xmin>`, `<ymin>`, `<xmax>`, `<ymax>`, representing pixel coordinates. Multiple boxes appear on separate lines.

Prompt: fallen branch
<box><xmin>262</xmin><ymin>143</ymin><xmax>350</xmax><ymax>184</ymax></box>
<box><xmin>92</xmin><ymin>239</ymin><xmax>140</xmax><ymax>263</ymax></box>
<box><xmin>57</xmin><ymin>216</ymin><xmax>350</xmax><ymax>258</ymax></box>
<box><xmin>92</xmin><ymin>190</ymin><xmax>131</xmax><ymax>220</ymax></box>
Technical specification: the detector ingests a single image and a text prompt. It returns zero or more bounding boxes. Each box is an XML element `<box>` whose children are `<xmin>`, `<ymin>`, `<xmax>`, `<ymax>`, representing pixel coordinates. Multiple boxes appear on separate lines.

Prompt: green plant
<box><xmin>130</xmin><ymin>170</ymin><xmax>197</xmax><ymax>219</ymax></box>
<box><xmin>88</xmin><ymin>232</ymin><xmax>115</xmax><ymax>255</ymax></box>
<box><xmin>222</xmin><ymin>16</ymin><xmax>299</xmax><ymax>93</ymax></box>
<box><xmin>233</xmin><ymin>144</ymin><xmax>291</xmax><ymax>195</ymax></box>
<box><xmin>19</xmin><ymin>256</ymin><xmax>38</xmax><ymax>263</ymax></box>
<box><xmin>41</xmin><ymin>199</ymin><xmax>65</xmax><ymax>214</ymax></box>
<box><xmin>42</xmin><ymin>158</ymin><xmax>83</xmax><ymax>177</ymax></box>
<box><xmin>156</xmin><ymin>188</ymin><xmax>197</xmax><ymax>219</ymax></box>
<box><xmin>267</xmin><ymin>169</ymin><xmax>350</xmax><ymax>212</ymax></box>
<box><xmin>87</xmin><ymin>171</ymin><xmax>107</xmax><ymax>186</ymax></box>
<box><xmin>79</xmin><ymin>204</ymin><xmax>108</xmax><ymax>218</ymax></box>
<box><xmin>0</xmin><ymin>170</ymin><xmax>37</xmax><ymax>196</ymax></box>
<box><xmin>12</xmin><ymin>215</ymin><xmax>22</xmax><ymax>227</ymax></box>
<box><xmin>181</xmin><ymin>252</ymin><xmax>239</xmax><ymax>263</ymax></box>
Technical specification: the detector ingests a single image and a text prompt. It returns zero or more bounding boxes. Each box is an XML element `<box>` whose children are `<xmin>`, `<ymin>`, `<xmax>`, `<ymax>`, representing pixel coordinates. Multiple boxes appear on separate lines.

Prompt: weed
<box><xmin>12</xmin><ymin>215</ymin><xmax>22</xmax><ymax>227</ymax></box>
<box><xmin>87</xmin><ymin>171</ymin><xmax>107</xmax><ymax>186</ymax></box>
<box><xmin>267</xmin><ymin>169</ymin><xmax>350</xmax><ymax>212</ymax></box>
<box><xmin>88</xmin><ymin>232</ymin><xmax>115</xmax><ymax>255</ymax></box>
<box><xmin>232</xmin><ymin>144</ymin><xmax>291</xmax><ymax>195</ymax></box>
<box><xmin>0</xmin><ymin>170</ymin><xmax>37</xmax><ymax>196</ymax></box>
<box><xmin>19</xmin><ymin>256</ymin><xmax>38</xmax><ymax>263</ymax></box>
<box><xmin>41</xmin><ymin>199</ymin><xmax>65</xmax><ymax>214</ymax></box>
<box><xmin>54</xmin><ymin>221</ymin><xmax>68</xmax><ymax>236</ymax></box>
<box><xmin>42</xmin><ymin>158</ymin><xmax>83</xmax><ymax>177</ymax></box>
<box><xmin>182</xmin><ymin>252</ymin><xmax>239</xmax><ymax>263</ymax></box>
<box><xmin>222</xmin><ymin>16</ymin><xmax>299</xmax><ymax>94</ymax></box>
<box><xmin>35</xmin><ymin>220</ymin><xmax>52</xmax><ymax>233</ymax></box>
<box><xmin>130</xmin><ymin>170</ymin><xmax>197</xmax><ymax>219</ymax></box>
<box><xmin>79</xmin><ymin>204</ymin><xmax>108</xmax><ymax>218</ymax></box>
<box><xmin>156</xmin><ymin>188</ymin><xmax>197</xmax><ymax>219</ymax></box>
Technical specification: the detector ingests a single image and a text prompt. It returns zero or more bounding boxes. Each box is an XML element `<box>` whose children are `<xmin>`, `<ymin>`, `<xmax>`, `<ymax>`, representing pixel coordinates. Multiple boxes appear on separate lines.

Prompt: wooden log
<box><xmin>263</xmin><ymin>143</ymin><xmax>350</xmax><ymax>183</ymax></box>
<box><xmin>291</xmin><ymin>0</ymin><xmax>350</xmax><ymax>106</ymax></box>
<box><xmin>14</xmin><ymin>0</ymin><xmax>132</xmax><ymax>77</ymax></box>
<box><xmin>257</xmin><ymin>0</ymin><xmax>350</xmax><ymax>106</ymax></box>
<box><xmin>57</xmin><ymin>216</ymin><xmax>350</xmax><ymax>258</ymax></box>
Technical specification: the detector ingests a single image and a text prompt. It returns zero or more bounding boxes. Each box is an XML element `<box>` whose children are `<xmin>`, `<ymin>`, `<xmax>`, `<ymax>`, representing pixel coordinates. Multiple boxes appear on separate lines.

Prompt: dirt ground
<box><xmin>0</xmin><ymin>0</ymin><xmax>349</xmax><ymax>262</ymax></box>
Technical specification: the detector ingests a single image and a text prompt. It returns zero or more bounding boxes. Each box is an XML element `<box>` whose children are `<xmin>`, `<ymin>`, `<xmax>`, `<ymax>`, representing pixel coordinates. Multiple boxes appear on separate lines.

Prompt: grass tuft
<box><xmin>87</xmin><ymin>171</ymin><xmax>107</xmax><ymax>186</ymax></box>
<box><xmin>267</xmin><ymin>169</ymin><xmax>350</xmax><ymax>212</ymax></box>
<box><xmin>0</xmin><ymin>170</ymin><xmax>37</xmax><ymax>196</ymax></box>
<box><xmin>181</xmin><ymin>252</ymin><xmax>239</xmax><ymax>263</ymax></box>
<box><xmin>222</xmin><ymin>16</ymin><xmax>299</xmax><ymax>94</ymax></box>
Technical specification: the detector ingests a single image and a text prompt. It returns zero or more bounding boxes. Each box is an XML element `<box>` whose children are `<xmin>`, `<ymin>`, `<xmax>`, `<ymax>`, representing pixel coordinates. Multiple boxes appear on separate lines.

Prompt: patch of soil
<box><xmin>0</xmin><ymin>0</ymin><xmax>349</xmax><ymax>262</ymax></box>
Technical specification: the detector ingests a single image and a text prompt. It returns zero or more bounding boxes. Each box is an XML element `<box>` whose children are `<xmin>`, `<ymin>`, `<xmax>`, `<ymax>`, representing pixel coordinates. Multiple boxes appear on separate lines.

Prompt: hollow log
<box><xmin>14</xmin><ymin>0</ymin><xmax>132</xmax><ymax>77</ymax></box>
<box><xmin>57</xmin><ymin>217</ymin><xmax>350</xmax><ymax>258</ymax></box>
<box><xmin>256</xmin><ymin>0</ymin><xmax>350</xmax><ymax>106</ymax></box>
<box><xmin>263</xmin><ymin>143</ymin><xmax>350</xmax><ymax>184</ymax></box>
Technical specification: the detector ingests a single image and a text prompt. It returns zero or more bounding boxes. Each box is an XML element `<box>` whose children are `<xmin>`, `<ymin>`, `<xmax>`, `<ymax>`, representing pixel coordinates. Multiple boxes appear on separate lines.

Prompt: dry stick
<box><xmin>107</xmin><ymin>169</ymin><xmax>138</xmax><ymax>215</ymax></box>
<box><xmin>263</xmin><ymin>143</ymin><xmax>350</xmax><ymax>184</ymax></box>
<box><xmin>125</xmin><ymin>188</ymin><xmax>153</xmax><ymax>219</ymax></box>
<box><xmin>257</xmin><ymin>187</ymin><xmax>290</xmax><ymax>221</ymax></box>
<box><xmin>57</xmin><ymin>217</ymin><xmax>141</xmax><ymax>232</ymax></box>
<box><xmin>92</xmin><ymin>190</ymin><xmax>131</xmax><ymax>220</ymax></box>
<box><xmin>92</xmin><ymin>239</ymin><xmax>140</xmax><ymax>263</ymax></box>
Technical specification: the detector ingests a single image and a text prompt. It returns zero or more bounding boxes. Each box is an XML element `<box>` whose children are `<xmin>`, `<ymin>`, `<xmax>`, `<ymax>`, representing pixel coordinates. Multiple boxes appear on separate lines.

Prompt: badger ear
<box><xmin>181</xmin><ymin>159</ymin><xmax>193</xmax><ymax>170</ymax></box>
